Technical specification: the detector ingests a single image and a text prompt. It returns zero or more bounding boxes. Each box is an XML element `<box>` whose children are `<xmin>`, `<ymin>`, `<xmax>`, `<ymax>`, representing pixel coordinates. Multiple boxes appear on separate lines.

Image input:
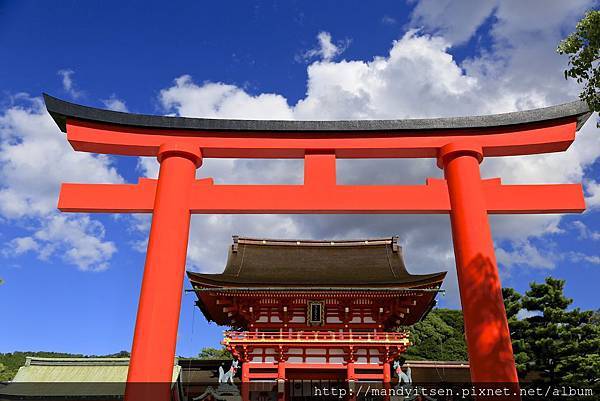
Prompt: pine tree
<box><xmin>508</xmin><ymin>277</ymin><xmax>600</xmax><ymax>393</ymax></box>
<box><xmin>502</xmin><ymin>287</ymin><xmax>530</xmax><ymax>376</ymax></box>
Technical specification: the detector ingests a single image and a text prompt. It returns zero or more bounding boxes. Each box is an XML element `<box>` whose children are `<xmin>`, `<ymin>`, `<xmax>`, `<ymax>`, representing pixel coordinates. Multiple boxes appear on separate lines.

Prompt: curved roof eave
<box><xmin>43</xmin><ymin>93</ymin><xmax>592</xmax><ymax>134</ymax></box>
<box><xmin>186</xmin><ymin>270</ymin><xmax>447</xmax><ymax>288</ymax></box>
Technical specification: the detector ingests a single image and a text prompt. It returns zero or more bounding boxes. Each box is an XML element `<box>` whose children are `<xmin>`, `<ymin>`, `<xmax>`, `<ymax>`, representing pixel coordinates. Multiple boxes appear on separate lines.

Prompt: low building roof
<box><xmin>187</xmin><ymin>236</ymin><xmax>445</xmax><ymax>288</ymax></box>
<box><xmin>1</xmin><ymin>357</ymin><xmax>180</xmax><ymax>398</ymax></box>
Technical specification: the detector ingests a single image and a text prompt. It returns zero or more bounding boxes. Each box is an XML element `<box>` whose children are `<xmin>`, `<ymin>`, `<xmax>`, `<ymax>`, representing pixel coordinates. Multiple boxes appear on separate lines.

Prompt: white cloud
<box><xmin>4</xmin><ymin>2</ymin><xmax>594</xmax><ymax>294</ymax></box>
<box><xmin>7</xmin><ymin>236</ymin><xmax>40</xmax><ymax>255</ymax></box>
<box><xmin>491</xmin><ymin>0</ymin><xmax>593</xmax><ymax>41</ymax></box>
<box><xmin>494</xmin><ymin>239</ymin><xmax>600</xmax><ymax>273</ymax></box>
<box><xmin>495</xmin><ymin>241</ymin><xmax>557</xmax><ymax>270</ymax></box>
<box><xmin>101</xmin><ymin>95</ymin><xmax>129</xmax><ymax>112</ymax></box>
<box><xmin>147</xmin><ymin>3</ymin><xmax>599</xmax><ymax>307</ymax></box>
<box><xmin>409</xmin><ymin>0</ymin><xmax>497</xmax><ymax>45</ymax></box>
<box><xmin>295</xmin><ymin>31</ymin><xmax>479</xmax><ymax>120</ymax></box>
<box><xmin>57</xmin><ymin>69</ymin><xmax>83</xmax><ymax>99</ymax></box>
<box><xmin>0</xmin><ymin>95</ymin><xmax>123</xmax><ymax>271</ymax></box>
<box><xmin>0</xmin><ymin>97</ymin><xmax>122</xmax><ymax>217</ymax></box>
<box><xmin>159</xmin><ymin>75</ymin><xmax>293</xmax><ymax>120</ymax></box>
<box><xmin>6</xmin><ymin>215</ymin><xmax>117</xmax><ymax>272</ymax></box>
<box><xmin>571</xmin><ymin>220</ymin><xmax>600</xmax><ymax>240</ymax></box>
<box><xmin>567</xmin><ymin>251</ymin><xmax>600</xmax><ymax>265</ymax></box>
<box><xmin>568</xmin><ymin>252</ymin><xmax>600</xmax><ymax>265</ymax></box>
<box><xmin>301</xmin><ymin>31</ymin><xmax>350</xmax><ymax>62</ymax></box>
<box><xmin>381</xmin><ymin>16</ymin><xmax>397</xmax><ymax>25</ymax></box>
<box><xmin>409</xmin><ymin>0</ymin><xmax>593</xmax><ymax>46</ymax></box>
<box><xmin>585</xmin><ymin>178</ymin><xmax>600</xmax><ymax>209</ymax></box>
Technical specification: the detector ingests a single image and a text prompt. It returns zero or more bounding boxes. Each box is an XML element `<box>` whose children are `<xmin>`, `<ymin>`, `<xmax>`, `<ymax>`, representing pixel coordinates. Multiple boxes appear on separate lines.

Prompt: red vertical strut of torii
<box><xmin>44</xmin><ymin>94</ymin><xmax>591</xmax><ymax>401</ymax></box>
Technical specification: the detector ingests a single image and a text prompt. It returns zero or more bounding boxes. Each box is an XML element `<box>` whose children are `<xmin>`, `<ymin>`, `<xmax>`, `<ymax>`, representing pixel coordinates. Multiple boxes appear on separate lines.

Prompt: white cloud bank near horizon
<box><xmin>1</xmin><ymin>0</ymin><xmax>599</xmax><ymax>305</ymax></box>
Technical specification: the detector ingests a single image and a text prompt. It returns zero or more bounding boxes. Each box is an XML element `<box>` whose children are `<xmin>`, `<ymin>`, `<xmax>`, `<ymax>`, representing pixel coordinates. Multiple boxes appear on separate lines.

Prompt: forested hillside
<box><xmin>401</xmin><ymin>308</ymin><xmax>468</xmax><ymax>361</ymax></box>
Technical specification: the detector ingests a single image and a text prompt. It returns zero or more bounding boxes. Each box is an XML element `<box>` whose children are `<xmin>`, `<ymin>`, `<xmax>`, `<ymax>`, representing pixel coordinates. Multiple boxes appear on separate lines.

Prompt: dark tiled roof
<box><xmin>44</xmin><ymin>93</ymin><xmax>591</xmax><ymax>133</ymax></box>
<box><xmin>187</xmin><ymin>236</ymin><xmax>445</xmax><ymax>287</ymax></box>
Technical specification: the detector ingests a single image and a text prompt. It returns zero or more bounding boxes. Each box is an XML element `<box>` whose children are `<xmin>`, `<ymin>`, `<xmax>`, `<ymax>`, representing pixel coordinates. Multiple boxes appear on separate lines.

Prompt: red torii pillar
<box><xmin>43</xmin><ymin>94</ymin><xmax>591</xmax><ymax>401</ymax></box>
<box><xmin>124</xmin><ymin>144</ymin><xmax>201</xmax><ymax>400</ymax></box>
<box><xmin>440</xmin><ymin>143</ymin><xmax>519</xmax><ymax>388</ymax></box>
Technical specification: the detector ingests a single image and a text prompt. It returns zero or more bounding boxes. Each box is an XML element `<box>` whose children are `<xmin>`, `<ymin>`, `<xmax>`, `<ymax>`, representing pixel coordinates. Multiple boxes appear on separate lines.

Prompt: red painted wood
<box><xmin>356</xmin><ymin>373</ymin><xmax>385</xmax><ymax>380</ymax></box>
<box><xmin>224</xmin><ymin>330</ymin><xmax>409</xmax><ymax>342</ymax></box>
<box><xmin>246</xmin><ymin>372</ymin><xmax>277</xmax><ymax>379</ymax></box>
<box><xmin>58</xmin><ymin>179</ymin><xmax>451</xmax><ymax>213</ymax></box>
<box><xmin>347</xmin><ymin>362</ymin><xmax>356</xmax><ymax>381</ymax></box>
<box><xmin>53</xmin><ymin>112</ymin><xmax>588</xmax><ymax>401</ymax></box>
<box><xmin>242</xmin><ymin>362</ymin><xmax>250</xmax><ymax>382</ymax></box>
<box><xmin>65</xmin><ymin>118</ymin><xmax>577</xmax><ymax>158</ymax></box>
<box><xmin>124</xmin><ymin>145</ymin><xmax>201</xmax><ymax>401</ymax></box>
<box><xmin>440</xmin><ymin>144</ymin><xmax>520</xmax><ymax>399</ymax></box>
<box><xmin>383</xmin><ymin>362</ymin><xmax>391</xmax><ymax>382</ymax></box>
<box><xmin>59</xmin><ymin>178</ymin><xmax>584</xmax><ymax>214</ymax></box>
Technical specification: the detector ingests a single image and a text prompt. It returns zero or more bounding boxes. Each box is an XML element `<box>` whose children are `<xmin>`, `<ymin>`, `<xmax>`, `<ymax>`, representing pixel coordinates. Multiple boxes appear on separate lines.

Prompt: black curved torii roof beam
<box><xmin>44</xmin><ymin>93</ymin><xmax>591</xmax><ymax>134</ymax></box>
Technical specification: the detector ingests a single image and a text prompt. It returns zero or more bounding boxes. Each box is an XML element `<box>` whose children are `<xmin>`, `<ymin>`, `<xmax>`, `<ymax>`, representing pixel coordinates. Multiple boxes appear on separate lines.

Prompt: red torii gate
<box><xmin>44</xmin><ymin>94</ymin><xmax>591</xmax><ymax>401</ymax></box>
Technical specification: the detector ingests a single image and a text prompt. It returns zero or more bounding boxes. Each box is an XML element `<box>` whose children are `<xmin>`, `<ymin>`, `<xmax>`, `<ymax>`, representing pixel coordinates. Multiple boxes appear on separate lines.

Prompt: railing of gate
<box><xmin>223</xmin><ymin>330</ymin><xmax>410</xmax><ymax>343</ymax></box>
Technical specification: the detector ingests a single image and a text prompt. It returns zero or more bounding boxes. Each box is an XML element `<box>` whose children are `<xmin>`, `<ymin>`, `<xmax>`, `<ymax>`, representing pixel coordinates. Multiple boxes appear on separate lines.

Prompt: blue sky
<box><xmin>1</xmin><ymin>0</ymin><xmax>599</xmax><ymax>357</ymax></box>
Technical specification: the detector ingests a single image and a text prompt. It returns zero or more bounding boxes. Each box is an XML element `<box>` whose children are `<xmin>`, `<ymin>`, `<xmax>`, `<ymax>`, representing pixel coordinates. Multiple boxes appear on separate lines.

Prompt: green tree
<box><xmin>502</xmin><ymin>287</ymin><xmax>530</xmax><ymax>376</ymax></box>
<box><xmin>402</xmin><ymin>309</ymin><xmax>467</xmax><ymax>361</ymax></box>
<box><xmin>104</xmin><ymin>350</ymin><xmax>130</xmax><ymax>358</ymax></box>
<box><xmin>197</xmin><ymin>347</ymin><xmax>232</xmax><ymax>360</ymax></box>
<box><xmin>507</xmin><ymin>277</ymin><xmax>600</xmax><ymax>392</ymax></box>
<box><xmin>557</xmin><ymin>10</ymin><xmax>600</xmax><ymax>124</ymax></box>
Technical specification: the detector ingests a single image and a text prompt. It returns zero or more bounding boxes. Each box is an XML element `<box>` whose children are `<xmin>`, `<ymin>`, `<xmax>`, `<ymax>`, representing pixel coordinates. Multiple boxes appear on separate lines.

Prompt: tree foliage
<box><xmin>402</xmin><ymin>308</ymin><xmax>468</xmax><ymax>361</ymax></box>
<box><xmin>197</xmin><ymin>347</ymin><xmax>232</xmax><ymax>360</ymax></box>
<box><xmin>557</xmin><ymin>10</ymin><xmax>600</xmax><ymax>123</ymax></box>
<box><xmin>504</xmin><ymin>277</ymin><xmax>600</xmax><ymax>392</ymax></box>
<box><xmin>502</xmin><ymin>287</ymin><xmax>530</xmax><ymax>374</ymax></box>
<box><xmin>404</xmin><ymin>279</ymin><xmax>598</xmax><ymax>390</ymax></box>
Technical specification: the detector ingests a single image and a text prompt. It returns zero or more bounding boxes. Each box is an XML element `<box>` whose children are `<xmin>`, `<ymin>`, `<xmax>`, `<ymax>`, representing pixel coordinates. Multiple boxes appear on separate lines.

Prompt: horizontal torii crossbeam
<box><xmin>59</xmin><ymin>176</ymin><xmax>585</xmax><ymax>214</ymax></box>
<box><xmin>44</xmin><ymin>94</ymin><xmax>592</xmax><ymax>401</ymax></box>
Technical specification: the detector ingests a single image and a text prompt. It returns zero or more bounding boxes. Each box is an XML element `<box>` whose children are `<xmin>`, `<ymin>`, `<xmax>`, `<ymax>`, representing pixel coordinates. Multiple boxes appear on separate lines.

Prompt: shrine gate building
<box><xmin>188</xmin><ymin>236</ymin><xmax>445</xmax><ymax>388</ymax></box>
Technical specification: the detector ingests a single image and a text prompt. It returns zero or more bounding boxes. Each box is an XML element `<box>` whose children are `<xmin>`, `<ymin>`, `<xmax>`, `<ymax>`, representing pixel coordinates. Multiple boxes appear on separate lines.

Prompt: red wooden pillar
<box><xmin>347</xmin><ymin>361</ymin><xmax>356</xmax><ymax>381</ymax></box>
<box><xmin>439</xmin><ymin>143</ymin><xmax>520</xmax><ymax>400</ymax></box>
<box><xmin>382</xmin><ymin>361</ymin><xmax>391</xmax><ymax>382</ymax></box>
<box><xmin>277</xmin><ymin>361</ymin><xmax>286</xmax><ymax>401</ymax></box>
<box><xmin>382</xmin><ymin>361</ymin><xmax>391</xmax><ymax>401</ymax></box>
<box><xmin>241</xmin><ymin>385</ymin><xmax>250</xmax><ymax>401</ymax></box>
<box><xmin>125</xmin><ymin>143</ymin><xmax>202</xmax><ymax>401</ymax></box>
<box><xmin>242</xmin><ymin>361</ymin><xmax>250</xmax><ymax>382</ymax></box>
<box><xmin>347</xmin><ymin>362</ymin><xmax>356</xmax><ymax>401</ymax></box>
<box><xmin>241</xmin><ymin>362</ymin><xmax>250</xmax><ymax>401</ymax></box>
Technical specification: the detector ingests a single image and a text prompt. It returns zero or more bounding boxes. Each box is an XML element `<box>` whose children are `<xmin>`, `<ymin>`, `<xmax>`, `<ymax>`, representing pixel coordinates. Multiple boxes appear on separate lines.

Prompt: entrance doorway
<box><xmin>287</xmin><ymin>368</ymin><xmax>347</xmax><ymax>400</ymax></box>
